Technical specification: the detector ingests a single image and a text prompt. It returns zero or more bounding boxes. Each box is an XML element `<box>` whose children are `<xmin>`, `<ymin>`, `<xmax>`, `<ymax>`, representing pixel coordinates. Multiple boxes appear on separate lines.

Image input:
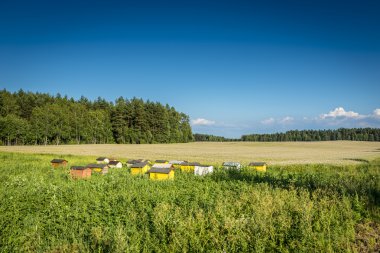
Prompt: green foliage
<box><xmin>0</xmin><ymin>114</ymin><xmax>31</xmax><ymax>145</ymax></box>
<box><xmin>0</xmin><ymin>152</ymin><xmax>379</xmax><ymax>252</ymax></box>
<box><xmin>195</xmin><ymin>128</ymin><xmax>380</xmax><ymax>142</ymax></box>
<box><xmin>194</xmin><ymin>133</ymin><xmax>237</xmax><ymax>142</ymax></box>
<box><xmin>0</xmin><ymin>89</ymin><xmax>192</xmax><ymax>145</ymax></box>
<box><xmin>241</xmin><ymin>128</ymin><xmax>380</xmax><ymax>142</ymax></box>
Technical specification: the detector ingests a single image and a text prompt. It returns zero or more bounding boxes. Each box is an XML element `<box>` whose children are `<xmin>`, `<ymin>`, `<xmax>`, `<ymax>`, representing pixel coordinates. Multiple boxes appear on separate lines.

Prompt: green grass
<box><xmin>0</xmin><ymin>152</ymin><xmax>379</xmax><ymax>252</ymax></box>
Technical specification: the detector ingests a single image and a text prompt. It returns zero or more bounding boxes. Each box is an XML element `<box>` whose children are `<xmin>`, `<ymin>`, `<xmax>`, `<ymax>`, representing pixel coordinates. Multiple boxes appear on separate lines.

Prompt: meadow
<box><xmin>0</xmin><ymin>151</ymin><xmax>379</xmax><ymax>252</ymax></box>
<box><xmin>0</xmin><ymin>141</ymin><xmax>380</xmax><ymax>165</ymax></box>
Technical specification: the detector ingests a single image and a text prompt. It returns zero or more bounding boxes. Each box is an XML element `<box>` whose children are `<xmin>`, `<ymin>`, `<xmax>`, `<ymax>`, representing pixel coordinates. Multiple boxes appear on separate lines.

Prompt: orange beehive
<box><xmin>51</xmin><ymin>159</ymin><xmax>68</xmax><ymax>168</ymax></box>
<box><xmin>70</xmin><ymin>166</ymin><xmax>92</xmax><ymax>179</ymax></box>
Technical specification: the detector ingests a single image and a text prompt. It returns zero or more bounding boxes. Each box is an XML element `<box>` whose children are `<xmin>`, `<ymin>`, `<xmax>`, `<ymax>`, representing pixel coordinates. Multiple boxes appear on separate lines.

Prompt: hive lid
<box><xmin>169</xmin><ymin>160</ymin><xmax>185</xmax><ymax>165</ymax></box>
<box><xmin>148</xmin><ymin>167</ymin><xmax>172</xmax><ymax>174</ymax></box>
<box><xmin>127</xmin><ymin>159</ymin><xmax>146</xmax><ymax>164</ymax></box>
<box><xmin>155</xmin><ymin>159</ymin><xmax>168</xmax><ymax>163</ymax></box>
<box><xmin>71</xmin><ymin>166</ymin><xmax>86</xmax><ymax>170</ymax></box>
<box><xmin>108</xmin><ymin>160</ymin><xmax>121</xmax><ymax>165</ymax></box>
<box><xmin>51</xmin><ymin>159</ymin><xmax>67</xmax><ymax>163</ymax></box>
<box><xmin>223</xmin><ymin>162</ymin><xmax>241</xmax><ymax>166</ymax></box>
<box><xmin>131</xmin><ymin>162</ymin><xmax>149</xmax><ymax>168</ymax></box>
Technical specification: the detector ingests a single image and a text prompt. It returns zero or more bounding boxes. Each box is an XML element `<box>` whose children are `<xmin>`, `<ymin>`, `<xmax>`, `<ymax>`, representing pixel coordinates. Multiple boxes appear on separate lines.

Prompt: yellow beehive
<box><xmin>154</xmin><ymin>160</ymin><xmax>168</xmax><ymax>165</ymax></box>
<box><xmin>169</xmin><ymin>160</ymin><xmax>187</xmax><ymax>169</ymax></box>
<box><xmin>148</xmin><ymin>164</ymin><xmax>174</xmax><ymax>180</ymax></box>
<box><xmin>180</xmin><ymin>162</ymin><xmax>200</xmax><ymax>173</ymax></box>
<box><xmin>127</xmin><ymin>159</ymin><xmax>151</xmax><ymax>167</ymax></box>
<box><xmin>248</xmin><ymin>162</ymin><xmax>267</xmax><ymax>172</ymax></box>
<box><xmin>130</xmin><ymin>162</ymin><xmax>150</xmax><ymax>175</ymax></box>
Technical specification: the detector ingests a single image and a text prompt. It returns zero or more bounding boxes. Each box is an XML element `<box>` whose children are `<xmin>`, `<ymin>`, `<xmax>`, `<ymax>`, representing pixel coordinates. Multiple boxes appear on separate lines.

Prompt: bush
<box><xmin>0</xmin><ymin>153</ymin><xmax>379</xmax><ymax>252</ymax></box>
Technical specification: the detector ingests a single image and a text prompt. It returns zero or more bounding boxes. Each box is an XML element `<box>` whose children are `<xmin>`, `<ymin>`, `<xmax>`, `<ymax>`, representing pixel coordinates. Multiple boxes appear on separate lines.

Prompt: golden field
<box><xmin>0</xmin><ymin>141</ymin><xmax>379</xmax><ymax>165</ymax></box>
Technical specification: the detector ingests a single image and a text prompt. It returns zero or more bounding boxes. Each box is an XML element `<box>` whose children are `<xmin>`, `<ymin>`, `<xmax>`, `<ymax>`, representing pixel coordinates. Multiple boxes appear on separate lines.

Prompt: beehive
<box><xmin>70</xmin><ymin>166</ymin><xmax>92</xmax><ymax>179</ymax></box>
<box><xmin>248</xmin><ymin>162</ymin><xmax>267</xmax><ymax>172</ymax></box>
<box><xmin>130</xmin><ymin>162</ymin><xmax>150</xmax><ymax>175</ymax></box>
<box><xmin>147</xmin><ymin>164</ymin><xmax>174</xmax><ymax>180</ymax></box>
<box><xmin>50</xmin><ymin>159</ymin><xmax>68</xmax><ymax>168</ymax></box>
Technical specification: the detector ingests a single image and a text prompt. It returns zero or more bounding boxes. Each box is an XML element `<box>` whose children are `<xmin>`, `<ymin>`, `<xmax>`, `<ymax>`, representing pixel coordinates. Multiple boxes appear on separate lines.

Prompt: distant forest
<box><xmin>195</xmin><ymin>128</ymin><xmax>380</xmax><ymax>142</ymax></box>
<box><xmin>0</xmin><ymin>90</ymin><xmax>193</xmax><ymax>145</ymax></box>
<box><xmin>1</xmin><ymin>90</ymin><xmax>379</xmax><ymax>146</ymax></box>
<box><xmin>193</xmin><ymin>133</ymin><xmax>237</xmax><ymax>142</ymax></box>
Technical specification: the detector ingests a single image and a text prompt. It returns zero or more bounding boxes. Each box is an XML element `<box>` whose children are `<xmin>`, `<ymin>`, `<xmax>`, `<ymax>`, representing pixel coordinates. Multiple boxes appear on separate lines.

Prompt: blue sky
<box><xmin>1</xmin><ymin>0</ymin><xmax>379</xmax><ymax>137</ymax></box>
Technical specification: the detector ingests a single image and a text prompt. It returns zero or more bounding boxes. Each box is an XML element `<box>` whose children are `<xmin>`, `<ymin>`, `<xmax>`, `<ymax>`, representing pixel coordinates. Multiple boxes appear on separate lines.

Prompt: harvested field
<box><xmin>0</xmin><ymin>141</ymin><xmax>379</xmax><ymax>165</ymax></box>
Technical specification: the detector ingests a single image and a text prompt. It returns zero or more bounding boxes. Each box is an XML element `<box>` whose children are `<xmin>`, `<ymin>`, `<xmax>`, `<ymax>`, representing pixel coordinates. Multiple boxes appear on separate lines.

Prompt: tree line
<box><xmin>193</xmin><ymin>133</ymin><xmax>238</xmax><ymax>142</ymax></box>
<box><xmin>241</xmin><ymin>128</ymin><xmax>380</xmax><ymax>141</ymax></box>
<box><xmin>0</xmin><ymin>89</ymin><xmax>193</xmax><ymax>145</ymax></box>
<box><xmin>195</xmin><ymin>128</ymin><xmax>380</xmax><ymax>142</ymax></box>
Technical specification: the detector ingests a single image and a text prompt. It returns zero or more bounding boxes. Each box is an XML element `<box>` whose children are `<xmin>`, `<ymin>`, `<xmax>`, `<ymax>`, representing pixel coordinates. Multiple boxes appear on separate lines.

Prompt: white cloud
<box><xmin>320</xmin><ymin>107</ymin><xmax>361</xmax><ymax>119</ymax></box>
<box><xmin>193</xmin><ymin>107</ymin><xmax>380</xmax><ymax>137</ymax></box>
<box><xmin>312</xmin><ymin>107</ymin><xmax>380</xmax><ymax>128</ymax></box>
<box><xmin>261</xmin><ymin>117</ymin><xmax>275</xmax><ymax>125</ymax></box>
<box><xmin>260</xmin><ymin>116</ymin><xmax>294</xmax><ymax>126</ymax></box>
<box><xmin>279</xmin><ymin>116</ymin><xmax>294</xmax><ymax>124</ymax></box>
<box><xmin>373</xmin><ymin>109</ymin><xmax>380</xmax><ymax>118</ymax></box>
<box><xmin>191</xmin><ymin>118</ymin><xmax>215</xmax><ymax>126</ymax></box>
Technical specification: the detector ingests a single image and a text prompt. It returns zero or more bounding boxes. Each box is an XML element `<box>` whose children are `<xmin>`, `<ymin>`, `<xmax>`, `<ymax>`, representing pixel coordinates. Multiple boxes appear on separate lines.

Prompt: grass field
<box><xmin>0</xmin><ymin>141</ymin><xmax>380</xmax><ymax>165</ymax></box>
<box><xmin>0</xmin><ymin>151</ymin><xmax>379</xmax><ymax>252</ymax></box>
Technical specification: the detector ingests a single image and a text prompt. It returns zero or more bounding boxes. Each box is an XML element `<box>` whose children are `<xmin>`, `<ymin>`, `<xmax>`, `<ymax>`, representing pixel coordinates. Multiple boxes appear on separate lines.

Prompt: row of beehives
<box><xmin>126</xmin><ymin>159</ymin><xmax>267</xmax><ymax>172</ymax></box>
<box><xmin>50</xmin><ymin>157</ymin><xmax>267</xmax><ymax>180</ymax></box>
